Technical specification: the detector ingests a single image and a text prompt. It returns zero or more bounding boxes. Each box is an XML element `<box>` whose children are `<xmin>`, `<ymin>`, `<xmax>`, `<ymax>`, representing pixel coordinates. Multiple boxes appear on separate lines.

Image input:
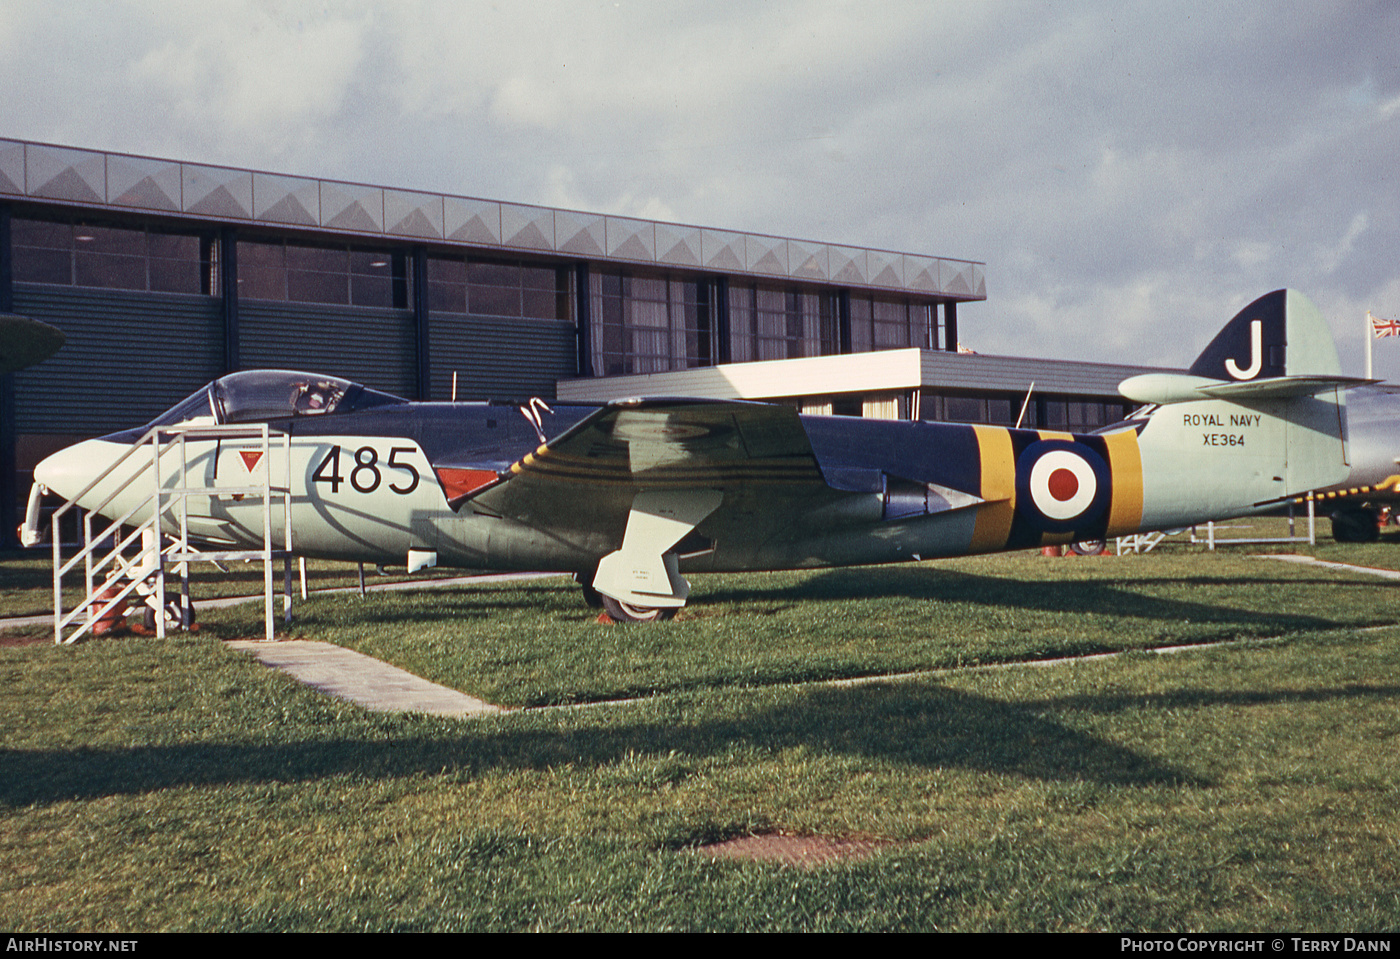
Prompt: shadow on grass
<box><xmin>24</xmin><ymin>679</ymin><xmax>1400</xmax><ymax>807</ymax></box>
<box><xmin>230</xmin><ymin>565</ymin><xmax>1365</xmax><ymax>639</ymax></box>
<box><xmin>1031</xmin><ymin>683</ymin><xmax>1400</xmax><ymax>714</ymax></box>
<box><xmin>700</xmin><ymin>567</ymin><xmax>1360</xmax><ymax>631</ymax></box>
<box><xmin>216</xmin><ymin>582</ymin><xmax>582</xmax><ymax>629</ymax></box>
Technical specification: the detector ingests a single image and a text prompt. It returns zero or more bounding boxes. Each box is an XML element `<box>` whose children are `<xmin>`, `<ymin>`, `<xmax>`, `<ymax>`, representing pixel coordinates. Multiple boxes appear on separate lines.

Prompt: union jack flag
<box><xmin>1370</xmin><ymin>312</ymin><xmax>1400</xmax><ymax>338</ymax></box>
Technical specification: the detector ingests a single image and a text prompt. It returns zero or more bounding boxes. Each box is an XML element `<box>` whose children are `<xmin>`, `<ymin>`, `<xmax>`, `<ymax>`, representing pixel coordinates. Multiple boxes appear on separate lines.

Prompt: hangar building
<box><xmin>0</xmin><ymin>137</ymin><xmax>1169</xmax><ymax>543</ymax></box>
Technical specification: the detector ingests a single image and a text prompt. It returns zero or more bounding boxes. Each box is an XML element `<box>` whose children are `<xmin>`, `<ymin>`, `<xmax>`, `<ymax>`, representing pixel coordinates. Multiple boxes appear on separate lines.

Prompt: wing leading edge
<box><xmin>464</xmin><ymin>398</ymin><xmax>833</xmax><ymax>522</ymax></box>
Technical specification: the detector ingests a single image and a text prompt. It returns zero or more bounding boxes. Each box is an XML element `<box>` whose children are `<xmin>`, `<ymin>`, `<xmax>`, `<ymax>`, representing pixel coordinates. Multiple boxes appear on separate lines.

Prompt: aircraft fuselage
<box><xmin>28</xmin><ymin>290</ymin><xmax>1369</xmax><ymax>618</ymax></box>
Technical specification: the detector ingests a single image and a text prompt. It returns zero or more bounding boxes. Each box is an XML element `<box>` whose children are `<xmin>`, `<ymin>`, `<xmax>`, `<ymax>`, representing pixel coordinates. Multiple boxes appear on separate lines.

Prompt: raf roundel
<box><xmin>1029</xmin><ymin>449</ymin><xmax>1097</xmax><ymax>520</ymax></box>
<box><xmin>1015</xmin><ymin>440</ymin><xmax>1111</xmax><ymax>533</ymax></box>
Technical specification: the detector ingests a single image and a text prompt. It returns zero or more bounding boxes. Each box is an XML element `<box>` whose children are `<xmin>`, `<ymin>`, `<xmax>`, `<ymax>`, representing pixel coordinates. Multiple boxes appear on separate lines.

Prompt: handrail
<box><xmin>50</xmin><ymin>423</ymin><xmax>293</xmax><ymax>644</ymax></box>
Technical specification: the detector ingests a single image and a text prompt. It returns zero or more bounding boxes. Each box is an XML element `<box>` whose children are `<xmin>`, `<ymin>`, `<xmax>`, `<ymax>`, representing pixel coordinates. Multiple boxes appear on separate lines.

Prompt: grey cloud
<box><xmin>0</xmin><ymin>0</ymin><xmax>1397</xmax><ymax>378</ymax></box>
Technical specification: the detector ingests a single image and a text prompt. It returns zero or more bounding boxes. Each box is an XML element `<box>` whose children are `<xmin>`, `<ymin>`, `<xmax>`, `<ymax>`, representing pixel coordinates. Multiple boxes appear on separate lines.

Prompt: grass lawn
<box><xmin>2</xmin><ymin>532</ymin><xmax>1399</xmax><ymax>931</ymax></box>
<box><xmin>0</xmin><ymin>554</ymin><xmax>488</xmax><ymax>621</ymax></box>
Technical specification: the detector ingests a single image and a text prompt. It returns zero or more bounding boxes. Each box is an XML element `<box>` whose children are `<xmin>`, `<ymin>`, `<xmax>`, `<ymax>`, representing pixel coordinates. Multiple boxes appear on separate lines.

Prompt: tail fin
<box><xmin>1121</xmin><ymin>290</ymin><xmax>1364</xmax><ymax>405</ymax></box>
<box><xmin>1188</xmin><ymin>289</ymin><xmax>1341</xmax><ymax>381</ymax></box>
<box><xmin>1121</xmin><ymin>290</ymin><xmax>1351</xmax><ymax>528</ymax></box>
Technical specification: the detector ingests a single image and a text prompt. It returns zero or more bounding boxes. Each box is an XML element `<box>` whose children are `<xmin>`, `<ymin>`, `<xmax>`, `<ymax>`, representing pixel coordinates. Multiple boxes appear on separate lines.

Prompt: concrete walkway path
<box><xmin>1256</xmin><ymin>553</ymin><xmax>1400</xmax><ymax>581</ymax></box>
<box><xmin>4</xmin><ymin>570</ymin><xmax>551</xmax><ymax>716</ymax></box>
<box><xmin>226</xmin><ymin>639</ymin><xmax>504</xmax><ymax>717</ymax></box>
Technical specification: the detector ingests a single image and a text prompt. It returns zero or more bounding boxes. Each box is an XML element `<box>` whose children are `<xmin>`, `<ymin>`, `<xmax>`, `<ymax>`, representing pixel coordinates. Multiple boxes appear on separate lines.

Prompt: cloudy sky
<box><xmin>1</xmin><ymin>0</ymin><xmax>1397</xmax><ymax>378</ymax></box>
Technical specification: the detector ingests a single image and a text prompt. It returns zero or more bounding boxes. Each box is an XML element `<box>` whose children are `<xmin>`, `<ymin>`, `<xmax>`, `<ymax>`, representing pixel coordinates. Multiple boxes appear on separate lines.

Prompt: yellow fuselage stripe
<box><xmin>971</xmin><ymin>425</ymin><xmax>1016</xmax><ymax>551</ymax></box>
<box><xmin>1102</xmin><ymin>429</ymin><xmax>1144</xmax><ymax>535</ymax></box>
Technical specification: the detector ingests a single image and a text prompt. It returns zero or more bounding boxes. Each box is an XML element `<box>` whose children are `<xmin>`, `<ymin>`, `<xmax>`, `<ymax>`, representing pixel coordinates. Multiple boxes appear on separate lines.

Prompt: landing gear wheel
<box><xmin>600</xmin><ymin>595</ymin><xmax>676</xmax><ymax>623</ymax></box>
<box><xmin>1070</xmin><ymin>539</ymin><xmax>1106</xmax><ymax>556</ymax></box>
<box><xmin>574</xmin><ymin>572</ymin><xmax>604</xmax><ymax>609</ymax></box>
<box><xmin>143</xmin><ymin>600</ymin><xmax>196</xmax><ymax>631</ymax></box>
<box><xmin>1331</xmin><ymin>507</ymin><xmax>1380</xmax><ymax>543</ymax></box>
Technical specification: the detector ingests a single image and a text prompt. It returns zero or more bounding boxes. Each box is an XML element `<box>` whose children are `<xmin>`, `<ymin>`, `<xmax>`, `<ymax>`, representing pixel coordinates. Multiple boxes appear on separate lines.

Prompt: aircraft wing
<box><xmin>459</xmin><ymin>399</ymin><xmax>1003</xmax><ymax>609</ymax></box>
<box><xmin>464</xmin><ymin>398</ymin><xmax>833</xmax><ymax>529</ymax></box>
<box><xmin>461</xmin><ymin>398</ymin><xmax>853</xmax><ymax>606</ymax></box>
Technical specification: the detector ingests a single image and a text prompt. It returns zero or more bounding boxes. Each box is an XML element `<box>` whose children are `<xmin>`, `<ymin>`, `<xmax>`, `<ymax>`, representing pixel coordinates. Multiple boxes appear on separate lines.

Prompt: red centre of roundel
<box><xmin>1047</xmin><ymin>467</ymin><xmax>1079</xmax><ymax>502</ymax></box>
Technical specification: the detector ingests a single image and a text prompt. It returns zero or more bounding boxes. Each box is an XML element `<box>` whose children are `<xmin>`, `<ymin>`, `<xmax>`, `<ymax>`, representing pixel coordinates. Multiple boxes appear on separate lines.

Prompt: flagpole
<box><xmin>1366</xmin><ymin>311</ymin><xmax>1373</xmax><ymax>380</ymax></box>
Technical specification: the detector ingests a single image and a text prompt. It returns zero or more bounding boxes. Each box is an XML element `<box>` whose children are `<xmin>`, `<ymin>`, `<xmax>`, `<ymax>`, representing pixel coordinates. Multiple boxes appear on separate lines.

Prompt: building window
<box><xmin>426</xmin><ymin>255</ymin><xmax>569</xmax><ymax>320</ymax></box>
<box><xmin>1069</xmin><ymin>400</ymin><xmax>1132</xmax><ymax>429</ymax></box>
<box><xmin>1042</xmin><ymin>398</ymin><xmax>1069</xmax><ymax>429</ymax></box>
<box><xmin>12</xmin><ymin>217</ymin><xmax>212</xmax><ymax>294</ymax></box>
<box><xmin>850</xmin><ymin>293</ymin><xmax>933</xmax><ymax>353</ymax></box>
<box><xmin>237</xmin><ymin>239</ymin><xmax>408</xmax><ymax>308</ymax></box>
<box><xmin>1017</xmin><ymin>397</ymin><xmax>1130</xmax><ymax>430</ymax></box>
<box><xmin>922</xmin><ymin>392</ymin><xmax>1034</xmax><ymax>426</ymax></box>
<box><xmin>944</xmin><ymin>395</ymin><xmax>986</xmax><ymax>423</ymax></box>
<box><xmin>986</xmin><ymin>397</ymin><xmax>1015</xmax><ymax>426</ymax></box>
<box><xmin>728</xmin><ymin>283</ymin><xmax>835</xmax><ymax>362</ymax></box>
<box><xmin>590</xmin><ymin>270</ymin><xmax>714</xmax><ymax>375</ymax></box>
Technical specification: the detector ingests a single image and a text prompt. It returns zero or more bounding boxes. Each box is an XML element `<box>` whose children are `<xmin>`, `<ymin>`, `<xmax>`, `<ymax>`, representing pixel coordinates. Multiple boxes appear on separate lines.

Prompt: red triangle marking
<box><xmin>239</xmin><ymin>450</ymin><xmax>265</xmax><ymax>471</ymax></box>
<box><xmin>435</xmin><ymin>468</ymin><xmax>498</xmax><ymax>501</ymax></box>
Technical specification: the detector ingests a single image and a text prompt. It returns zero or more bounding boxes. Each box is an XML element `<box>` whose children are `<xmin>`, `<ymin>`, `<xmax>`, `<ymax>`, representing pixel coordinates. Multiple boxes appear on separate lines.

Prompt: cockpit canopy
<box><xmin>148</xmin><ymin>370</ymin><xmax>406</xmax><ymax>428</ymax></box>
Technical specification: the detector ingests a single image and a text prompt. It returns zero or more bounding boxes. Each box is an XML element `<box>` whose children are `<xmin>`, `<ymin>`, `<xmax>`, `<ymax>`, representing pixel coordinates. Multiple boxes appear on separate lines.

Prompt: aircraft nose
<box><xmin>34</xmin><ymin>439</ymin><xmax>125</xmax><ymax>505</ymax></box>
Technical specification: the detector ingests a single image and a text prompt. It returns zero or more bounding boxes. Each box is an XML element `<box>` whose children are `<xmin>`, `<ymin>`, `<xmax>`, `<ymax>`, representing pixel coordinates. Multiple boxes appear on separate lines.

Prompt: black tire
<box><xmin>599</xmin><ymin>594</ymin><xmax>676</xmax><ymax>623</ymax></box>
<box><xmin>573</xmin><ymin>572</ymin><xmax>604</xmax><ymax>609</ymax></box>
<box><xmin>1331</xmin><ymin>507</ymin><xmax>1380</xmax><ymax>543</ymax></box>
<box><xmin>1071</xmin><ymin>539</ymin><xmax>1106</xmax><ymax>556</ymax></box>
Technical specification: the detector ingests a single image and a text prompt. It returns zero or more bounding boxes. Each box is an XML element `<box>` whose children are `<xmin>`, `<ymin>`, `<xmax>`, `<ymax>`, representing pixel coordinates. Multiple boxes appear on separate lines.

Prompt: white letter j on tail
<box><xmin>1224</xmin><ymin>319</ymin><xmax>1263</xmax><ymax>380</ymax></box>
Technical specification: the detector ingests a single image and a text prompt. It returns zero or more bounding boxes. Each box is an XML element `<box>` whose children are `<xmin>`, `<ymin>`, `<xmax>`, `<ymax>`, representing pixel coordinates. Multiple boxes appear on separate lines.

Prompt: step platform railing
<box><xmin>47</xmin><ymin>424</ymin><xmax>293</xmax><ymax>644</ymax></box>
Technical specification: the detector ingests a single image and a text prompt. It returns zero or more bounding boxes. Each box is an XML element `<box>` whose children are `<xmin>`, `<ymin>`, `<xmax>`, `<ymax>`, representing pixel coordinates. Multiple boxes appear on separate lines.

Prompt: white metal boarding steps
<box><xmin>38</xmin><ymin>423</ymin><xmax>294</xmax><ymax>644</ymax></box>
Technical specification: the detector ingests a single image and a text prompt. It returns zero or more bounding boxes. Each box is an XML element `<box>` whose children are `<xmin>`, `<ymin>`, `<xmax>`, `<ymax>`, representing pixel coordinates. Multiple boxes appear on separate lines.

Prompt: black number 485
<box><xmin>312</xmin><ymin>445</ymin><xmax>420</xmax><ymax>495</ymax></box>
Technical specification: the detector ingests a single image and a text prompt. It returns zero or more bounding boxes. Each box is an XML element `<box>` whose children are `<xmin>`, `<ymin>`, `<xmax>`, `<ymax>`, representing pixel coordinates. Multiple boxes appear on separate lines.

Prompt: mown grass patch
<box><xmin>3</xmin><ymin>545</ymin><xmax>1400</xmax><ymax>930</ymax></box>
<box><xmin>0</xmin><ymin>554</ymin><xmax>487</xmax><ymax>620</ymax></box>
<box><xmin>195</xmin><ymin>548</ymin><xmax>1400</xmax><ymax>707</ymax></box>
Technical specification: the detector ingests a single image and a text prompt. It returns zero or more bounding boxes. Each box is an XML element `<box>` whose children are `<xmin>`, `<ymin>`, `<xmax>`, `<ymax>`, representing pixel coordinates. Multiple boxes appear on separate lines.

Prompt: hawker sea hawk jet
<box><xmin>25</xmin><ymin>290</ymin><xmax>1375</xmax><ymax>621</ymax></box>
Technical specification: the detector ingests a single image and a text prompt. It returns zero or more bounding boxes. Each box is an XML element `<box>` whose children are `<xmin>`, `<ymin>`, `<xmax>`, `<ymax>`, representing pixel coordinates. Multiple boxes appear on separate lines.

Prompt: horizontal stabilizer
<box><xmin>1196</xmin><ymin>375</ymin><xmax>1373</xmax><ymax>399</ymax></box>
<box><xmin>1121</xmin><ymin>372</ymin><xmax>1372</xmax><ymax>405</ymax></box>
<box><xmin>0</xmin><ymin>313</ymin><xmax>65</xmax><ymax>373</ymax></box>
